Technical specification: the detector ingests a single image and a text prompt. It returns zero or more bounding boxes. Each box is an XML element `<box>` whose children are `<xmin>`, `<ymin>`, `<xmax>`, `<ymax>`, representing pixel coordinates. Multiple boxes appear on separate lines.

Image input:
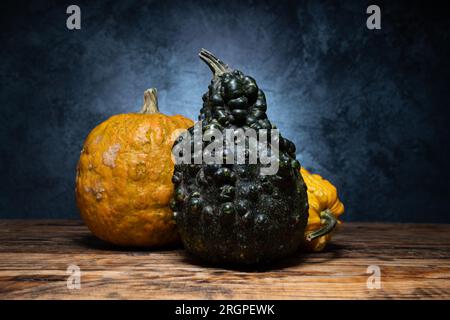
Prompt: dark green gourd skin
<box><xmin>171</xmin><ymin>51</ymin><xmax>308</xmax><ymax>265</ymax></box>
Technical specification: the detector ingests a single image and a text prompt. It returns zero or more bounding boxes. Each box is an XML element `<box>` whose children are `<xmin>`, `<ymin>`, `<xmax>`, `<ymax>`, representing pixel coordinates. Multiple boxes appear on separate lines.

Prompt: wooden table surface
<box><xmin>0</xmin><ymin>220</ymin><xmax>449</xmax><ymax>299</ymax></box>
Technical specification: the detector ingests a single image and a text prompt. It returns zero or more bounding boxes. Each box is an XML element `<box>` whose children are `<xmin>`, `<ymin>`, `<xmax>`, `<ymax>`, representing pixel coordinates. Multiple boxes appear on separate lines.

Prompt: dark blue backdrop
<box><xmin>1</xmin><ymin>0</ymin><xmax>449</xmax><ymax>222</ymax></box>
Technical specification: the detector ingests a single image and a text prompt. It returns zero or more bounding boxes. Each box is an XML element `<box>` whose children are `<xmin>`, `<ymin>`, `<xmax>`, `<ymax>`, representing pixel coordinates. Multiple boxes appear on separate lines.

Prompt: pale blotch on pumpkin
<box><xmin>84</xmin><ymin>182</ymin><xmax>105</xmax><ymax>201</ymax></box>
<box><xmin>94</xmin><ymin>135</ymin><xmax>103</xmax><ymax>144</ymax></box>
<box><xmin>102</xmin><ymin>143</ymin><xmax>121</xmax><ymax>168</ymax></box>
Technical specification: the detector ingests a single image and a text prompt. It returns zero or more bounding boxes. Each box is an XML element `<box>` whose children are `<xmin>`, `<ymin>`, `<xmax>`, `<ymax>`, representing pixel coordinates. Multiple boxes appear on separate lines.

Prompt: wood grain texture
<box><xmin>0</xmin><ymin>220</ymin><xmax>449</xmax><ymax>300</ymax></box>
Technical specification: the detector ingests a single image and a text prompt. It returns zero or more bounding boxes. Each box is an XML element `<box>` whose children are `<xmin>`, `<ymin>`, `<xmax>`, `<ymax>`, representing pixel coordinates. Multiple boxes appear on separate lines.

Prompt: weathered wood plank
<box><xmin>0</xmin><ymin>220</ymin><xmax>449</xmax><ymax>299</ymax></box>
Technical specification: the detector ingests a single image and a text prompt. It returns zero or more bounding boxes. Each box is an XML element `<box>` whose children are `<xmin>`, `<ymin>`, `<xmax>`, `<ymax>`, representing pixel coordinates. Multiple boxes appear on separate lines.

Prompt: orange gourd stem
<box><xmin>139</xmin><ymin>88</ymin><xmax>159</xmax><ymax>114</ymax></box>
<box><xmin>305</xmin><ymin>209</ymin><xmax>338</xmax><ymax>242</ymax></box>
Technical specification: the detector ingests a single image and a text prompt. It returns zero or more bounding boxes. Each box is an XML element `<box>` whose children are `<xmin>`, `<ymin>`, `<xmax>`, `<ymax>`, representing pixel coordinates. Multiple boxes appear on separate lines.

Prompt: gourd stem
<box><xmin>199</xmin><ymin>49</ymin><xmax>232</xmax><ymax>76</ymax></box>
<box><xmin>139</xmin><ymin>88</ymin><xmax>159</xmax><ymax>114</ymax></box>
<box><xmin>305</xmin><ymin>209</ymin><xmax>338</xmax><ymax>242</ymax></box>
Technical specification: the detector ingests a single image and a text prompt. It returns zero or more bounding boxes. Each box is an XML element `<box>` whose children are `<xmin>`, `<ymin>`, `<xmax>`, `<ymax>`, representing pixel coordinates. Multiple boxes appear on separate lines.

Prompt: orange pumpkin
<box><xmin>75</xmin><ymin>89</ymin><xmax>193</xmax><ymax>246</ymax></box>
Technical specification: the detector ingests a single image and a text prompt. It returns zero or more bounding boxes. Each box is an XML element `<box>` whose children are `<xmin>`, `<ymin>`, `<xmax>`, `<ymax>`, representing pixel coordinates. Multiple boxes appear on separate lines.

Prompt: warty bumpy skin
<box><xmin>171</xmin><ymin>50</ymin><xmax>309</xmax><ymax>265</ymax></box>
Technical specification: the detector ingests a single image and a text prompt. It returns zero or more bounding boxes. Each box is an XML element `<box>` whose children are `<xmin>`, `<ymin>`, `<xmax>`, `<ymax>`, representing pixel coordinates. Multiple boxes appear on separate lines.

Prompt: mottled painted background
<box><xmin>1</xmin><ymin>0</ymin><xmax>449</xmax><ymax>221</ymax></box>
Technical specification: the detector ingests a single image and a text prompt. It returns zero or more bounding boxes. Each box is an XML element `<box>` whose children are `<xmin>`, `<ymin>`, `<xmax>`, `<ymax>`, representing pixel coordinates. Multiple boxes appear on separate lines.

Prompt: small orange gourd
<box><xmin>75</xmin><ymin>89</ymin><xmax>193</xmax><ymax>246</ymax></box>
<box><xmin>301</xmin><ymin>167</ymin><xmax>344</xmax><ymax>252</ymax></box>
